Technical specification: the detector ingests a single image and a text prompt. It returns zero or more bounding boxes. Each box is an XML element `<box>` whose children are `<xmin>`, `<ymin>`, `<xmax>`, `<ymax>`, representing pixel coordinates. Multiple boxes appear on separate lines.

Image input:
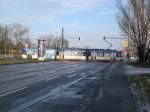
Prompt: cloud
<box><xmin>56</xmin><ymin>0</ymin><xmax>106</xmax><ymax>14</ymax></box>
<box><xmin>100</xmin><ymin>10</ymin><xmax>117</xmax><ymax>16</ymax></box>
<box><xmin>0</xmin><ymin>15</ymin><xmax>57</xmax><ymax>25</ymax></box>
<box><xmin>65</xmin><ymin>22</ymin><xmax>80</xmax><ymax>28</ymax></box>
<box><xmin>0</xmin><ymin>0</ymin><xmax>108</xmax><ymax>24</ymax></box>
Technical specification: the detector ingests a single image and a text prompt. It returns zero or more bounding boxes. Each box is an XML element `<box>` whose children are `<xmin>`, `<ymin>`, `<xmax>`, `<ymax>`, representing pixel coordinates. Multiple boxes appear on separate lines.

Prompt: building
<box><xmin>58</xmin><ymin>48</ymin><xmax>119</xmax><ymax>61</ymax></box>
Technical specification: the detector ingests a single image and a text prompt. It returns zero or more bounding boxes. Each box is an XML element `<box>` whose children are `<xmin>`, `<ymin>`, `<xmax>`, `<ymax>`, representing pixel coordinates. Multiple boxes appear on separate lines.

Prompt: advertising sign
<box><xmin>38</xmin><ymin>40</ymin><xmax>46</xmax><ymax>58</ymax></box>
<box><xmin>122</xmin><ymin>40</ymin><xmax>128</xmax><ymax>48</ymax></box>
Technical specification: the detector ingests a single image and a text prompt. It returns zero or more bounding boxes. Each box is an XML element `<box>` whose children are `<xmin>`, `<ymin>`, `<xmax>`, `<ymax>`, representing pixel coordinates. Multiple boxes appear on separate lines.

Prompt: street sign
<box><xmin>122</xmin><ymin>40</ymin><xmax>128</xmax><ymax>48</ymax></box>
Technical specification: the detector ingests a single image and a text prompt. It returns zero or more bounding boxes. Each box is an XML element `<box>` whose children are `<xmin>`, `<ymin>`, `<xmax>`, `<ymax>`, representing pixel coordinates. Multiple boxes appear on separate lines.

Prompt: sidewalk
<box><xmin>125</xmin><ymin>64</ymin><xmax>150</xmax><ymax>75</ymax></box>
<box><xmin>86</xmin><ymin>62</ymin><xmax>137</xmax><ymax>112</ymax></box>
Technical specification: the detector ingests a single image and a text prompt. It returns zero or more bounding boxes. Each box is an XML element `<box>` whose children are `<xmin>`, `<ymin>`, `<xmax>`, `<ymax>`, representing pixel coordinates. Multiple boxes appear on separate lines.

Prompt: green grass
<box><xmin>129</xmin><ymin>74</ymin><xmax>150</xmax><ymax>98</ymax></box>
<box><xmin>129</xmin><ymin>62</ymin><xmax>150</xmax><ymax>68</ymax></box>
<box><xmin>0</xmin><ymin>59</ymin><xmax>48</xmax><ymax>65</ymax></box>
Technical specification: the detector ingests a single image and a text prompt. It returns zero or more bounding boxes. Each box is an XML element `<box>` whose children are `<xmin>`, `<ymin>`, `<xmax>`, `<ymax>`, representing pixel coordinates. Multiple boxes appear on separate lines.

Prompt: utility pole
<box><xmin>4</xmin><ymin>25</ymin><xmax>8</xmax><ymax>56</ymax></box>
<box><xmin>61</xmin><ymin>27</ymin><xmax>64</xmax><ymax>59</ymax></box>
<box><xmin>61</xmin><ymin>27</ymin><xmax>64</xmax><ymax>49</ymax></box>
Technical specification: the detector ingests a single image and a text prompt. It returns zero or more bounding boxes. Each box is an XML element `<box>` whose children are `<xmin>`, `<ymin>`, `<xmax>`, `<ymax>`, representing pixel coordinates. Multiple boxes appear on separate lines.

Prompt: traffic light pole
<box><xmin>103</xmin><ymin>36</ymin><xmax>128</xmax><ymax>49</ymax></box>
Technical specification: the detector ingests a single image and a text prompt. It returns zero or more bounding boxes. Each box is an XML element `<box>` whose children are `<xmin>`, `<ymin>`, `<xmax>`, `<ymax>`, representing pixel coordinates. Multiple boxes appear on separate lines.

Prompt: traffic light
<box><xmin>78</xmin><ymin>37</ymin><xmax>80</xmax><ymax>41</ymax></box>
<box><xmin>103</xmin><ymin>36</ymin><xmax>106</xmax><ymax>40</ymax></box>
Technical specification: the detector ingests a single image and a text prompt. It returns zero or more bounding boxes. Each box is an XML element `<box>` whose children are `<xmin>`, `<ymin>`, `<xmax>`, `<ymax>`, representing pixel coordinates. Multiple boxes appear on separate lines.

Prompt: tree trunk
<box><xmin>145</xmin><ymin>49</ymin><xmax>150</xmax><ymax>64</ymax></box>
<box><xmin>137</xmin><ymin>46</ymin><xmax>145</xmax><ymax>63</ymax></box>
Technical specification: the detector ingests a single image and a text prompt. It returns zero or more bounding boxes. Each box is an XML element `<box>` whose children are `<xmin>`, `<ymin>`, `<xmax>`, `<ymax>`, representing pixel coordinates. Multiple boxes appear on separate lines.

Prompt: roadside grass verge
<box><xmin>129</xmin><ymin>74</ymin><xmax>150</xmax><ymax>97</ymax></box>
<box><xmin>0</xmin><ymin>59</ymin><xmax>49</xmax><ymax>65</ymax></box>
<box><xmin>129</xmin><ymin>74</ymin><xmax>150</xmax><ymax>111</ymax></box>
<box><xmin>129</xmin><ymin>74</ymin><xmax>150</xmax><ymax>95</ymax></box>
<box><xmin>129</xmin><ymin>62</ymin><xmax>150</xmax><ymax>68</ymax></box>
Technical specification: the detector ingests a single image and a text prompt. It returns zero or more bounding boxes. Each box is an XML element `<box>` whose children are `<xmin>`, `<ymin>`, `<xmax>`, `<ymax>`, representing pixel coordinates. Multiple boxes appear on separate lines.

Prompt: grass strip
<box><xmin>0</xmin><ymin>59</ymin><xmax>48</xmax><ymax>65</ymax></box>
<box><xmin>129</xmin><ymin>74</ymin><xmax>150</xmax><ymax>98</ymax></box>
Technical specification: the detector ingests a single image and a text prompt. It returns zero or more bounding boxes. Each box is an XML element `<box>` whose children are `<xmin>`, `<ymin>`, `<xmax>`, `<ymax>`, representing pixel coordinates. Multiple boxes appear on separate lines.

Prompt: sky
<box><xmin>0</xmin><ymin>0</ymin><xmax>124</xmax><ymax>50</ymax></box>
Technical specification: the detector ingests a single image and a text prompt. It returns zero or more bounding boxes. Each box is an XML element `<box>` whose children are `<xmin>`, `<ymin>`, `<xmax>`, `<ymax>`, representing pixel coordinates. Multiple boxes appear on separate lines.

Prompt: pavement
<box><xmin>0</xmin><ymin>61</ymin><xmax>137</xmax><ymax>112</ymax></box>
<box><xmin>86</xmin><ymin>62</ymin><xmax>137</xmax><ymax>112</ymax></box>
<box><xmin>125</xmin><ymin>65</ymin><xmax>150</xmax><ymax>75</ymax></box>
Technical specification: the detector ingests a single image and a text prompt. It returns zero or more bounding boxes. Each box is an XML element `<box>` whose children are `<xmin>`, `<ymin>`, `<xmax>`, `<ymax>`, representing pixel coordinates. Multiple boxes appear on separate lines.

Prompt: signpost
<box><xmin>37</xmin><ymin>39</ymin><xmax>46</xmax><ymax>61</ymax></box>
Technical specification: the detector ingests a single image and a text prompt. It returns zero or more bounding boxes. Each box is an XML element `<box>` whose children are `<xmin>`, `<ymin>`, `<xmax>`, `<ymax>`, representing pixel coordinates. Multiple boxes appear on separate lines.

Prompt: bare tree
<box><xmin>21</xmin><ymin>37</ymin><xmax>32</xmax><ymax>48</ymax></box>
<box><xmin>52</xmin><ymin>37</ymin><xmax>69</xmax><ymax>49</ymax></box>
<box><xmin>0</xmin><ymin>25</ymin><xmax>5</xmax><ymax>50</ymax></box>
<box><xmin>13</xmin><ymin>23</ymin><xmax>29</xmax><ymax>50</ymax></box>
<box><xmin>40</xmin><ymin>34</ymin><xmax>54</xmax><ymax>49</ymax></box>
<box><xmin>0</xmin><ymin>25</ymin><xmax>14</xmax><ymax>55</ymax></box>
<box><xmin>40</xmin><ymin>34</ymin><xmax>69</xmax><ymax>49</ymax></box>
<box><xmin>117</xmin><ymin>0</ymin><xmax>150</xmax><ymax>63</ymax></box>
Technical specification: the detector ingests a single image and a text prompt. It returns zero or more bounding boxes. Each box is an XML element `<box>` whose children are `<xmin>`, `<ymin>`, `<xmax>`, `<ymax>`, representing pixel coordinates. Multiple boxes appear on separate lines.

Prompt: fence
<box><xmin>0</xmin><ymin>49</ymin><xmax>21</xmax><ymax>58</ymax></box>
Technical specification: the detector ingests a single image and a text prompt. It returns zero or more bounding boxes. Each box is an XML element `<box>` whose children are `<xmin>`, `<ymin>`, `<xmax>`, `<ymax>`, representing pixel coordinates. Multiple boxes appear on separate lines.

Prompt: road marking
<box><xmin>37</xmin><ymin>70</ymin><xmax>56</xmax><ymax>76</ymax></box>
<box><xmin>80</xmin><ymin>73</ymin><xmax>86</xmax><ymax>75</ymax></box>
<box><xmin>67</xmin><ymin>73</ymin><xmax>79</xmax><ymax>78</ymax></box>
<box><xmin>86</xmin><ymin>77</ymin><xmax>99</xmax><ymax>80</ymax></box>
<box><xmin>1</xmin><ymin>70</ymin><xmax>56</xmax><ymax>82</ymax></box>
<box><xmin>67</xmin><ymin>71</ymin><xmax>74</xmax><ymax>74</ymax></box>
<box><xmin>96</xmin><ymin>88</ymin><xmax>103</xmax><ymax>101</ymax></box>
<box><xmin>46</xmin><ymin>76</ymin><xmax>58</xmax><ymax>81</ymax></box>
<box><xmin>11</xmin><ymin>75</ymin><xmax>88</xmax><ymax>112</ymax></box>
<box><xmin>0</xmin><ymin>87</ymin><xmax>27</xmax><ymax>98</ymax></box>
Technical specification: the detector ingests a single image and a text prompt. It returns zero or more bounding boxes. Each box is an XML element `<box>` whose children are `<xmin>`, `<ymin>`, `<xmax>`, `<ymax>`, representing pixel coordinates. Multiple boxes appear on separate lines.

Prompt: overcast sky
<box><xmin>0</xmin><ymin>0</ymin><xmax>124</xmax><ymax>50</ymax></box>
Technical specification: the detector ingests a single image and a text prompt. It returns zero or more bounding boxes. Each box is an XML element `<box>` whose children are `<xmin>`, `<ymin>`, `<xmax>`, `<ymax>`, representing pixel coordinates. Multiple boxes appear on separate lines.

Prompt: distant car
<box><xmin>129</xmin><ymin>57</ymin><xmax>138</xmax><ymax>62</ymax></box>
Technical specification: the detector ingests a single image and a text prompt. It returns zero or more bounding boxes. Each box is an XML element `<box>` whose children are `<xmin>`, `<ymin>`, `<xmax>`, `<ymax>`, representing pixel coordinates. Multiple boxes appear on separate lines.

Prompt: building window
<box><xmin>78</xmin><ymin>52</ymin><xmax>83</xmax><ymax>56</ymax></box>
<box><xmin>97</xmin><ymin>52</ymin><xmax>104</xmax><ymax>57</ymax></box>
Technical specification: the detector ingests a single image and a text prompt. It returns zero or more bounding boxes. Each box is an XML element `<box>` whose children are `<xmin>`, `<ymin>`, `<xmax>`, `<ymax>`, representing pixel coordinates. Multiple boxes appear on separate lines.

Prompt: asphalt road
<box><xmin>0</xmin><ymin>61</ymin><xmax>137</xmax><ymax>112</ymax></box>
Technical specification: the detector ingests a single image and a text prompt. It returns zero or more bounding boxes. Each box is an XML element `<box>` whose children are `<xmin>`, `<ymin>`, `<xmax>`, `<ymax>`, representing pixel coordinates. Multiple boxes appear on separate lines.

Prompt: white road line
<box><xmin>11</xmin><ymin>74</ymin><xmax>88</xmax><ymax>112</ymax></box>
<box><xmin>46</xmin><ymin>76</ymin><xmax>58</xmax><ymax>81</ymax></box>
<box><xmin>67</xmin><ymin>73</ymin><xmax>79</xmax><ymax>78</ymax></box>
<box><xmin>1</xmin><ymin>70</ymin><xmax>55</xmax><ymax>82</ymax></box>
<box><xmin>96</xmin><ymin>88</ymin><xmax>103</xmax><ymax>101</ymax></box>
<box><xmin>80</xmin><ymin>73</ymin><xmax>86</xmax><ymax>75</ymax></box>
<box><xmin>0</xmin><ymin>87</ymin><xmax>27</xmax><ymax>98</ymax></box>
<box><xmin>67</xmin><ymin>71</ymin><xmax>74</xmax><ymax>74</ymax></box>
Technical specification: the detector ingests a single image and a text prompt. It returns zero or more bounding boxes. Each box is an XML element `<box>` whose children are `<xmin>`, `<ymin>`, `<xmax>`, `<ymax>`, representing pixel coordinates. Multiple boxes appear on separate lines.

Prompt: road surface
<box><xmin>0</xmin><ymin>61</ymin><xmax>137</xmax><ymax>112</ymax></box>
